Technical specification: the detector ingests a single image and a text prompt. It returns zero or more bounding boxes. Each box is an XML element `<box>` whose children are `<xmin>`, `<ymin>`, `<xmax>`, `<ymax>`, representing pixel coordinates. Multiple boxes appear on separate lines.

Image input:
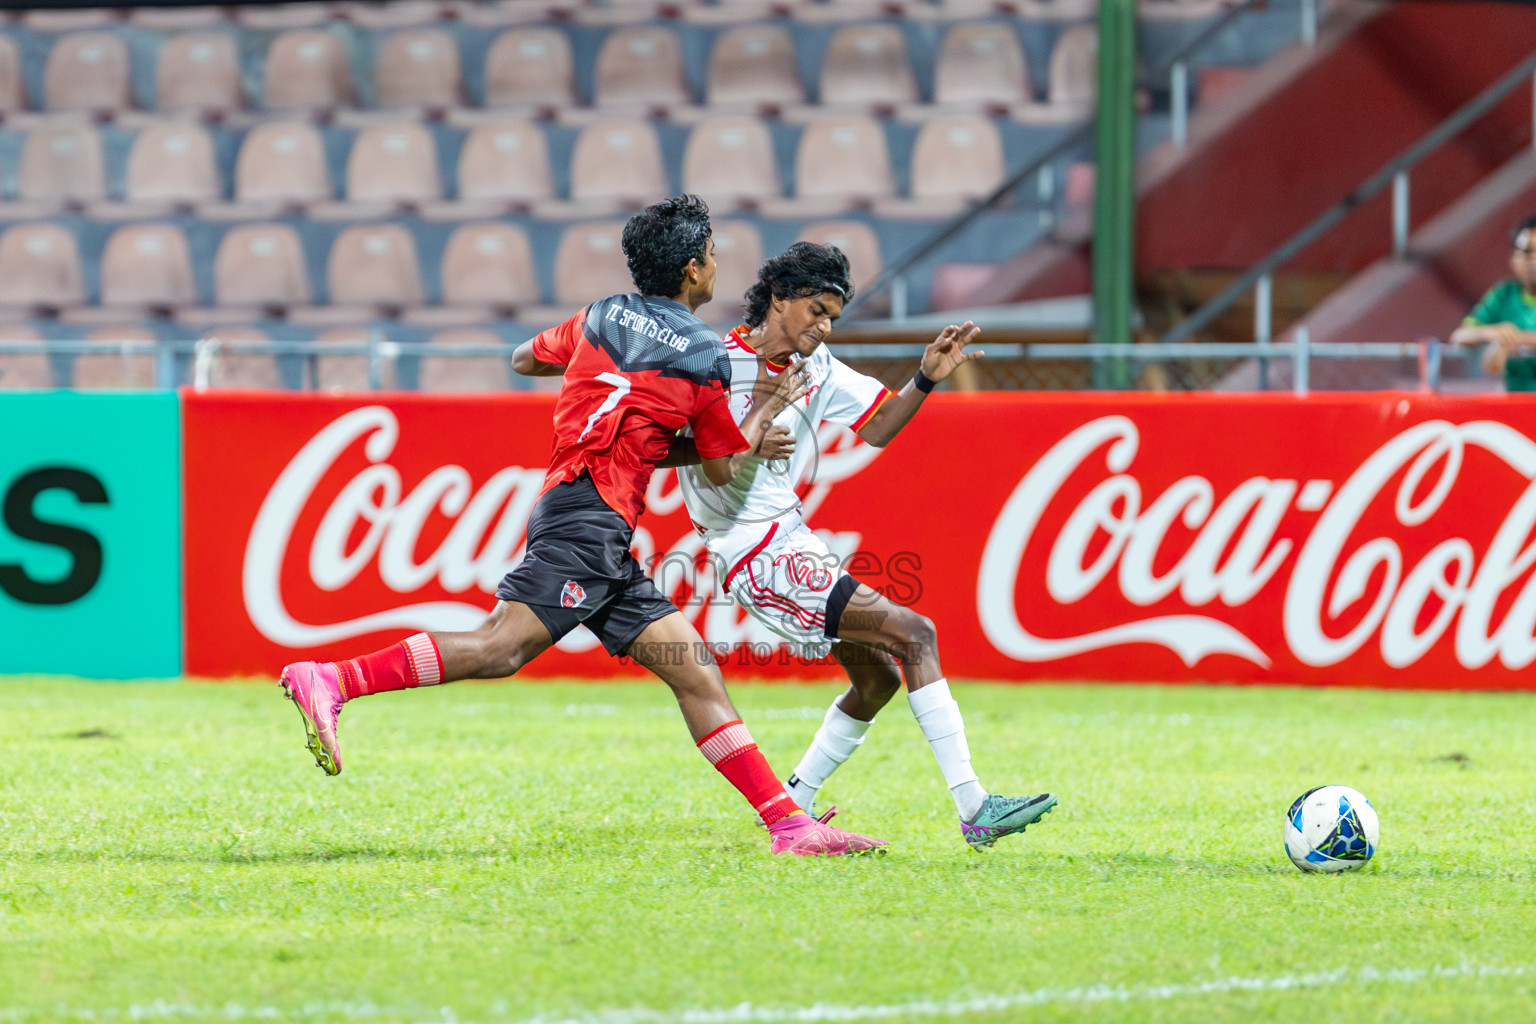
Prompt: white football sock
<box><xmin>784</xmin><ymin>699</ymin><xmax>873</xmax><ymax>812</ymax></box>
<box><xmin>908</xmin><ymin>678</ymin><xmax>988</xmax><ymax>821</ymax></box>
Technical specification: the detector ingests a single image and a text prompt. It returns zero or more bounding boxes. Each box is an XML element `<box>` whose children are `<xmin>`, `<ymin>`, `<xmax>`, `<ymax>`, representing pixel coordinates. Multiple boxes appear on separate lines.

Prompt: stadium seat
<box><xmin>682</xmin><ymin>116</ymin><xmax>782</xmax><ymax>212</ymax></box>
<box><xmin>0</xmin><ymin>34</ymin><xmax>26</xmax><ymax>113</ymax></box>
<box><xmin>484</xmin><ymin>28</ymin><xmax>577</xmax><ymax>109</ymax></box>
<box><xmin>818</xmin><ymin>25</ymin><xmax>917</xmax><ymax>108</ymax></box>
<box><xmin>592</xmin><ymin>26</ymin><xmax>690</xmax><ymax>108</ymax></box>
<box><xmin>933</xmin><ymin>23</ymin><xmax>1031</xmax><ymax>107</ymax></box>
<box><xmin>418</xmin><ymin>327</ymin><xmax>512</xmax><ymax>392</ymax></box>
<box><xmin>706</xmin><ymin>219</ymin><xmax>764</xmax><ymax>327</ymax></box>
<box><xmin>373</xmin><ymin>28</ymin><xmax>462</xmax><ymax>108</ymax></box>
<box><xmin>343</xmin><ymin>122</ymin><xmax>442</xmax><ymax>204</ymax></box>
<box><xmin>554</xmin><ymin>221</ymin><xmax>633</xmax><ymax>309</ymax></box>
<box><xmin>340</xmin><ymin>1</ymin><xmax>448</xmax><ymax>29</ymax></box>
<box><xmin>0</xmin><ymin>326</ymin><xmax>53</xmax><ymax>389</ymax></box>
<box><xmin>705</xmin><ymin>26</ymin><xmax>804</xmax><ymax>109</ymax></box>
<box><xmin>780</xmin><ymin>116</ymin><xmax>894</xmax><ymax>212</ymax></box>
<box><xmin>262</xmin><ymin>29</ymin><xmax>356</xmax><ymax>110</ymax></box>
<box><xmin>1045</xmin><ymin>24</ymin><xmax>1096</xmax><ymax>113</ymax></box>
<box><xmin>211</xmin><ymin>222</ymin><xmax>312</xmax><ymax>312</ymax></box>
<box><xmin>879</xmin><ymin>114</ymin><xmax>1004</xmax><ymax>217</ymax></box>
<box><xmin>125</xmin><ymin>122</ymin><xmax>221</xmax><ymax>204</ymax></box>
<box><xmin>313</xmin><ymin>326</ymin><xmax>398</xmax><ymax>390</ymax></box>
<box><xmin>0</xmin><ymin>223</ymin><xmax>86</xmax><ymax>310</ymax></box>
<box><xmin>796</xmin><ymin>220</ymin><xmax>881</xmax><ymax>294</ymax></box>
<box><xmin>566</xmin><ymin>118</ymin><xmax>668</xmax><ymax>211</ymax></box>
<box><xmin>18</xmin><ymin>124</ymin><xmax>106</xmax><ymax>205</ymax></box>
<box><xmin>98</xmin><ymin>223</ymin><xmax>197</xmax><ymax>310</ymax></box>
<box><xmin>236</xmin><ymin>3</ymin><xmax>331</xmax><ymax>30</ymax></box>
<box><xmin>130</xmin><ymin>6</ymin><xmax>227</xmax><ymax>29</ymax></box>
<box><xmin>24</xmin><ymin>8</ymin><xmax>117</xmax><ymax>31</ymax></box>
<box><xmin>44</xmin><ymin>31</ymin><xmax>132</xmax><ymax>112</ymax></box>
<box><xmin>193</xmin><ymin>325</ymin><xmax>283</xmax><ymax>389</ymax></box>
<box><xmin>234</xmin><ymin>121</ymin><xmax>332</xmax><ymax>205</ymax></box>
<box><xmin>440</xmin><ymin>223</ymin><xmax>539</xmax><ymax>311</ymax></box>
<box><xmin>453</xmin><ymin>120</ymin><xmax>555</xmax><ymax>206</ymax></box>
<box><xmin>155</xmin><ymin>31</ymin><xmax>243</xmax><ymax>113</ymax></box>
<box><xmin>73</xmin><ymin>325</ymin><xmax>159</xmax><ymax>388</ymax></box>
<box><xmin>327</xmin><ymin>224</ymin><xmax>425</xmax><ymax>308</ymax></box>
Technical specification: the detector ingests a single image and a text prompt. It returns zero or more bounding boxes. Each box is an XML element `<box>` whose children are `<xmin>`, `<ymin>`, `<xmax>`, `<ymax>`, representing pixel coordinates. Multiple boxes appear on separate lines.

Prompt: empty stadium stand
<box><xmin>0</xmin><ymin>0</ymin><xmax>1310</xmax><ymax>389</ymax></box>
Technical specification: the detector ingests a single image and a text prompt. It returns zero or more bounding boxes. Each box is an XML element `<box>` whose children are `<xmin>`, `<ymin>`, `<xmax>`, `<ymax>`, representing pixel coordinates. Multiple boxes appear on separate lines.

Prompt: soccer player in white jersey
<box><xmin>676</xmin><ymin>243</ymin><xmax>1057</xmax><ymax>850</ymax></box>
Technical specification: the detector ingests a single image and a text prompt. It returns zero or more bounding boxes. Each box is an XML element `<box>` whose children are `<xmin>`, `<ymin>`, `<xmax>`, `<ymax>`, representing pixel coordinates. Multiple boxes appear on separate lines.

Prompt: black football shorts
<box><xmin>496</xmin><ymin>474</ymin><xmax>678</xmax><ymax>656</ymax></box>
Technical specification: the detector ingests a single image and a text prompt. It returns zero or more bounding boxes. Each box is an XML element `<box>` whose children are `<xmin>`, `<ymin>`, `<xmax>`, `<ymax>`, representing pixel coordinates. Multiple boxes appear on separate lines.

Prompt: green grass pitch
<box><xmin>1</xmin><ymin>676</ymin><xmax>1533</xmax><ymax>1023</ymax></box>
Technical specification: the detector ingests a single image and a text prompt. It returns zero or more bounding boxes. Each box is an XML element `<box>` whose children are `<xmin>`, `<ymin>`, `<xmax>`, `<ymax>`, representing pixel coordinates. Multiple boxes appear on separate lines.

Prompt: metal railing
<box><xmin>855</xmin><ymin>0</ymin><xmax>1319</xmax><ymax>322</ymax></box>
<box><xmin>1162</xmin><ymin>49</ymin><xmax>1536</xmax><ymax>345</ymax></box>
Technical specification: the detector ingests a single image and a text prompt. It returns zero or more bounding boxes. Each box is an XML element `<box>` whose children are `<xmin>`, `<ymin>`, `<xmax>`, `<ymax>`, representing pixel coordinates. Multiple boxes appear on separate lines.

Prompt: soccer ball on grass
<box><xmin>1283</xmin><ymin>785</ymin><xmax>1378</xmax><ymax>873</ymax></box>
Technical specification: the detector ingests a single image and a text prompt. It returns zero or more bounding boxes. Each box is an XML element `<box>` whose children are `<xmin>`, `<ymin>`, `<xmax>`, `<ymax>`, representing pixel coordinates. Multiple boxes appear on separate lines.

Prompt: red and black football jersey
<box><xmin>530</xmin><ymin>294</ymin><xmax>749</xmax><ymax>526</ymax></box>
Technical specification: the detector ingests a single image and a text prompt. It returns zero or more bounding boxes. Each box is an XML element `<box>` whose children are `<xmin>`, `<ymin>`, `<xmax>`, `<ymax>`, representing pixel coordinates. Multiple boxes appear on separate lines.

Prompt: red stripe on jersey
<box><xmin>851</xmin><ymin>388</ymin><xmax>895</xmax><ymax>432</ymax></box>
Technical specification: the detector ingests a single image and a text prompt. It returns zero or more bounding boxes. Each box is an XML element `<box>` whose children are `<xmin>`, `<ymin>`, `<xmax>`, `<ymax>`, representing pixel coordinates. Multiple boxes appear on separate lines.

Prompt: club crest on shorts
<box><xmin>561</xmin><ymin>580</ymin><xmax>586</xmax><ymax>608</ymax></box>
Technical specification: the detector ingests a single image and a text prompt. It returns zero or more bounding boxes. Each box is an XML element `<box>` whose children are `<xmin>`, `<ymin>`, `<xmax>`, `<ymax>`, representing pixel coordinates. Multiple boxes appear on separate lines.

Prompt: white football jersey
<box><xmin>679</xmin><ymin>326</ymin><xmax>891</xmax><ymax>545</ymax></box>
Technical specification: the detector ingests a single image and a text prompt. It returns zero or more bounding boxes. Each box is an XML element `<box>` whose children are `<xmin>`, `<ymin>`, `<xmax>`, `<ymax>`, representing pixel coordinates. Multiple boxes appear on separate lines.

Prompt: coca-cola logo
<box><xmin>979</xmin><ymin>415</ymin><xmax>1536</xmax><ymax>671</ymax></box>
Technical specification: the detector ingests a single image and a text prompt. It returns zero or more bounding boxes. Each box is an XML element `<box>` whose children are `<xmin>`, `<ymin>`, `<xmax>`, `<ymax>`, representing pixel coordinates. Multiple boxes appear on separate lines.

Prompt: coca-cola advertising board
<box><xmin>183</xmin><ymin>390</ymin><xmax>1536</xmax><ymax>690</ymax></box>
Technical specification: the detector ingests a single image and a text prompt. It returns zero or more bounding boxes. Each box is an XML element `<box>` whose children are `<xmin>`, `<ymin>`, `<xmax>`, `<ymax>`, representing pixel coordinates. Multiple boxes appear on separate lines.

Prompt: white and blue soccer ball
<box><xmin>1284</xmin><ymin>785</ymin><xmax>1379</xmax><ymax>873</ymax></box>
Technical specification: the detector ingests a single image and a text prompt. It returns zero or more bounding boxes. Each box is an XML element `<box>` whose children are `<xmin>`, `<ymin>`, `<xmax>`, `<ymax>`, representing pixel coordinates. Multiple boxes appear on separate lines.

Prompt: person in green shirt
<box><xmin>1451</xmin><ymin>214</ymin><xmax>1536</xmax><ymax>374</ymax></box>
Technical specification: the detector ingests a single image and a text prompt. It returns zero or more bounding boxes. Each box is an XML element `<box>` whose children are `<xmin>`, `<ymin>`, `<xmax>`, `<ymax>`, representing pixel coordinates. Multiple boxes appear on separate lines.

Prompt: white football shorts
<box><xmin>715</xmin><ymin>517</ymin><xmax>859</xmax><ymax>660</ymax></box>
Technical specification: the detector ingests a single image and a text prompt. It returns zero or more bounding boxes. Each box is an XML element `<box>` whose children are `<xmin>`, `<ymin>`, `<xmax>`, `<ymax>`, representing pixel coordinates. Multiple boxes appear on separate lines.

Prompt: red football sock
<box><xmin>697</xmin><ymin>720</ymin><xmax>803</xmax><ymax>825</ymax></box>
<box><xmin>334</xmin><ymin>633</ymin><xmax>444</xmax><ymax>700</ymax></box>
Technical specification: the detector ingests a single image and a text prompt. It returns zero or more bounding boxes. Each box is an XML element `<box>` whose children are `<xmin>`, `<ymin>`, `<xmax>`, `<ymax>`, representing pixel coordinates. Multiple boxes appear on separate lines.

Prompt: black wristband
<box><xmin>913</xmin><ymin>368</ymin><xmax>937</xmax><ymax>393</ymax></box>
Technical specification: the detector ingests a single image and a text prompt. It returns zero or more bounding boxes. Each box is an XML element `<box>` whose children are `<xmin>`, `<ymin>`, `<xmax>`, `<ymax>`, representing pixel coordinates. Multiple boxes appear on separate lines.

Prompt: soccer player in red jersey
<box><xmin>279</xmin><ymin>196</ymin><xmax>886</xmax><ymax>856</ymax></box>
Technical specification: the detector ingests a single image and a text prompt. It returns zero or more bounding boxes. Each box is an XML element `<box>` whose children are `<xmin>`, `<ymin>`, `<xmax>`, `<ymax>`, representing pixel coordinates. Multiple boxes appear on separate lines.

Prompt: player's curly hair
<box><xmin>742</xmin><ymin>242</ymin><xmax>854</xmax><ymax>328</ymax></box>
<box><xmin>1512</xmin><ymin>214</ymin><xmax>1536</xmax><ymax>247</ymax></box>
<box><xmin>621</xmin><ymin>194</ymin><xmax>713</xmax><ymax>298</ymax></box>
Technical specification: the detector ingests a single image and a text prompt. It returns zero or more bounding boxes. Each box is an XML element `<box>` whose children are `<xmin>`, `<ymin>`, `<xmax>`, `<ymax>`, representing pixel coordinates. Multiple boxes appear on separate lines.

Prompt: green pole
<box><xmin>1091</xmin><ymin>0</ymin><xmax>1137</xmax><ymax>389</ymax></box>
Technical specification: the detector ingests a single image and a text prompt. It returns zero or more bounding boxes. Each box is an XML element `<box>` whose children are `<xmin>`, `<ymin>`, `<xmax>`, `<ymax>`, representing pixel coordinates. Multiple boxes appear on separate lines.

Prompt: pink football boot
<box><xmin>768</xmin><ymin>809</ymin><xmax>887</xmax><ymax>856</ymax></box>
<box><xmin>279</xmin><ymin>661</ymin><xmax>345</xmax><ymax>776</ymax></box>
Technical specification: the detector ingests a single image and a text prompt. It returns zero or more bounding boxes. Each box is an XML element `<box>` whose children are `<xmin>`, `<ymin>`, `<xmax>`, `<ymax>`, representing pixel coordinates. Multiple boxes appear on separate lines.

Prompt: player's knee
<box><xmin>471</xmin><ymin>629</ymin><xmax>536</xmax><ymax>678</ymax></box>
<box><xmin>894</xmin><ymin>611</ymin><xmax>939</xmax><ymax>666</ymax></box>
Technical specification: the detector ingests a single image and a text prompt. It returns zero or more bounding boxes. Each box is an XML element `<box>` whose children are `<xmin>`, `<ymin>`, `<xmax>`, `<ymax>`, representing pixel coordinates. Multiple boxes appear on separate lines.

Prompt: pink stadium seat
<box><xmin>126</xmin><ymin>122</ymin><xmax>220</xmax><ymax>204</ymax></box>
<box><xmin>24</xmin><ymin>9</ymin><xmax>117</xmax><ymax>31</ymax></box>
<box><xmin>1047</xmin><ymin>25</ymin><xmax>1097</xmax><ymax>111</ymax></box>
<box><xmin>44</xmin><ymin>32</ymin><xmax>132</xmax><ymax>112</ymax></box>
<box><xmin>818</xmin><ymin>25</ymin><xmax>916</xmax><ymax>107</ymax></box>
<box><xmin>373</xmin><ymin>28</ymin><xmax>462</xmax><ymax>108</ymax></box>
<box><xmin>797</xmin><ymin>220</ymin><xmax>881</xmax><ymax>294</ymax></box>
<box><xmin>194</xmin><ymin>326</ymin><xmax>282</xmax><ymax>389</ymax></box>
<box><xmin>682</xmin><ymin>116</ymin><xmax>781</xmax><ymax>211</ymax></box>
<box><xmin>262</xmin><ymin>30</ymin><xmax>355</xmax><ymax>110</ymax></box>
<box><xmin>934</xmin><ymin>23</ymin><xmax>1030</xmax><ymax>106</ymax></box>
<box><xmin>907</xmin><ymin>115</ymin><xmax>1004</xmax><ymax>203</ymax></box>
<box><xmin>705</xmin><ymin>25</ymin><xmax>803</xmax><ymax>108</ymax></box>
<box><xmin>0</xmin><ymin>34</ymin><xmax>26</xmax><ymax>112</ymax></box>
<box><xmin>328</xmin><ymin>224</ymin><xmax>425</xmax><ymax>307</ymax></box>
<box><xmin>345</xmin><ymin>122</ymin><xmax>442</xmax><ymax>203</ymax></box>
<box><xmin>235</xmin><ymin>122</ymin><xmax>331</xmax><ymax>204</ymax></box>
<box><xmin>456</xmin><ymin>120</ymin><xmax>554</xmax><ymax>204</ymax></box>
<box><xmin>99</xmin><ymin>223</ymin><xmax>197</xmax><ymax>309</ymax></box>
<box><xmin>440</xmin><ymin>223</ymin><xmax>539</xmax><ymax>310</ymax></box>
<box><xmin>484</xmin><ymin>28</ymin><xmax>576</xmax><ymax>109</ymax></box>
<box><xmin>593</xmin><ymin>26</ymin><xmax>690</xmax><ymax>108</ymax></box>
<box><xmin>0</xmin><ymin>326</ymin><xmax>52</xmax><ymax>389</ymax></box>
<box><xmin>706</xmin><ymin>219</ymin><xmax>764</xmax><ymax>326</ymax></box>
<box><xmin>74</xmin><ymin>325</ymin><xmax>158</xmax><ymax>389</ymax></box>
<box><xmin>0</xmin><ymin>224</ymin><xmax>85</xmax><ymax>309</ymax></box>
<box><xmin>314</xmin><ymin>326</ymin><xmax>398</xmax><ymax>391</ymax></box>
<box><xmin>214</xmin><ymin>223</ymin><xmax>312</xmax><ymax>309</ymax></box>
<box><xmin>419</xmin><ymin>327</ymin><xmax>512</xmax><ymax>392</ymax></box>
<box><xmin>568</xmin><ymin>118</ymin><xmax>667</xmax><ymax>208</ymax></box>
<box><xmin>18</xmin><ymin>124</ymin><xmax>106</xmax><ymax>204</ymax></box>
<box><xmin>156</xmin><ymin>31</ymin><xmax>243</xmax><ymax>112</ymax></box>
<box><xmin>554</xmin><ymin>221</ymin><xmax>633</xmax><ymax>308</ymax></box>
<box><xmin>792</xmin><ymin>116</ymin><xmax>894</xmax><ymax>203</ymax></box>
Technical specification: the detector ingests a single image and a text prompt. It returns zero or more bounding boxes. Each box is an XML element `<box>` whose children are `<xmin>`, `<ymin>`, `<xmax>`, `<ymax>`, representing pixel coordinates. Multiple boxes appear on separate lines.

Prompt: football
<box><xmin>1284</xmin><ymin>785</ymin><xmax>1379</xmax><ymax>873</ymax></box>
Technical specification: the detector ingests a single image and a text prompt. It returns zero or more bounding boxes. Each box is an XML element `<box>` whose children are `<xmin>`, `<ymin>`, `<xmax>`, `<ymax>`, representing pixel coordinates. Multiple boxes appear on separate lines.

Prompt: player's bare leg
<box><xmin>810</xmin><ymin>583</ymin><xmax>1057</xmax><ymax>849</ymax></box>
<box><xmin>623</xmin><ymin>611</ymin><xmax>887</xmax><ymax>856</ymax></box>
<box><xmin>279</xmin><ymin>600</ymin><xmax>553</xmax><ymax>776</ymax></box>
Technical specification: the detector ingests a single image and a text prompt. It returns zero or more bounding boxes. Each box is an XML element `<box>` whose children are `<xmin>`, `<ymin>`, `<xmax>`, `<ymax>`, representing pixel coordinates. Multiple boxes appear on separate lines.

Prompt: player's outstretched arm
<box><xmin>511</xmin><ymin>339</ymin><xmax>567</xmax><ymax>376</ymax></box>
<box><xmin>858</xmin><ymin>321</ymin><xmax>983</xmax><ymax>448</ymax></box>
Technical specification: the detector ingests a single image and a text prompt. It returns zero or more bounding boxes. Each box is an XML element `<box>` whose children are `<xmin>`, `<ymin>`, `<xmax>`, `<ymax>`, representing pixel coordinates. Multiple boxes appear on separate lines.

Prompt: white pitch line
<box><xmin>2</xmin><ymin>962</ymin><xmax>1529</xmax><ymax>1024</ymax></box>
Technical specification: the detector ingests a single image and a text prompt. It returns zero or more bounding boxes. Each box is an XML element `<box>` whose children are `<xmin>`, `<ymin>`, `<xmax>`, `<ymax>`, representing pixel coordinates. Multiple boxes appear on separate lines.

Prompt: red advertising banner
<box><xmin>183</xmin><ymin>390</ymin><xmax>1536</xmax><ymax>689</ymax></box>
